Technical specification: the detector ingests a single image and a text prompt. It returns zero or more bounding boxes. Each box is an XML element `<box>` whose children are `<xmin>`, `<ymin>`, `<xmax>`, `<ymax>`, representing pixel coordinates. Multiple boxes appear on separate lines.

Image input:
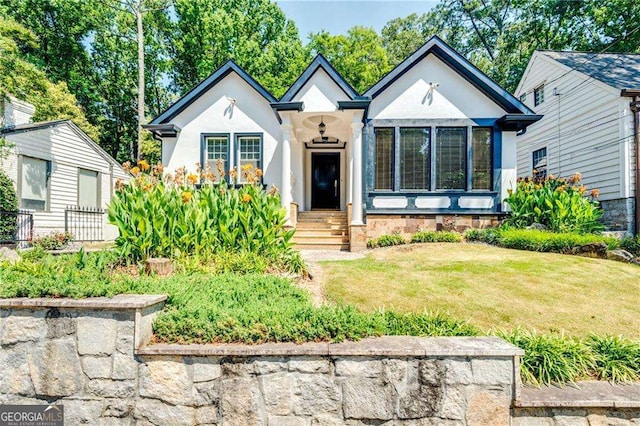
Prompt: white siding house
<box><xmin>0</xmin><ymin>98</ymin><xmax>130</xmax><ymax>242</ymax></box>
<box><xmin>515</xmin><ymin>51</ymin><xmax>640</xmax><ymax>234</ymax></box>
<box><xmin>147</xmin><ymin>36</ymin><xmax>542</xmax><ymax>250</ymax></box>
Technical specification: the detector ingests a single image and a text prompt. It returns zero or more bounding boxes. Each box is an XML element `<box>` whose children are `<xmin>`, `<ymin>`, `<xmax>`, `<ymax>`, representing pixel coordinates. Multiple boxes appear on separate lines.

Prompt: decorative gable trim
<box><xmin>150</xmin><ymin>60</ymin><xmax>277</xmax><ymax>125</ymax></box>
<box><xmin>279</xmin><ymin>54</ymin><xmax>359</xmax><ymax>102</ymax></box>
<box><xmin>363</xmin><ymin>36</ymin><xmax>534</xmax><ymax>116</ymax></box>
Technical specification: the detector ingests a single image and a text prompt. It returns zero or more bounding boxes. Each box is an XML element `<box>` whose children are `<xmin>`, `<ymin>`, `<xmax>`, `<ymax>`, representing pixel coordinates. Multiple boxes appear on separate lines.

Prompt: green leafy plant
<box><xmin>620</xmin><ymin>235</ymin><xmax>640</xmax><ymax>257</ymax></box>
<box><xmin>586</xmin><ymin>335</ymin><xmax>640</xmax><ymax>382</ymax></box>
<box><xmin>505</xmin><ymin>173</ymin><xmax>603</xmax><ymax>234</ymax></box>
<box><xmin>30</xmin><ymin>231</ymin><xmax>73</xmax><ymax>250</ymax></box>
<box><xmin>0</xmin><ymin>169</ymin><xmax>18</xmax><ymax>243</ymax></box>
<box><xmin>411</xmin><ymin>230</ymin><xmax>462</xmax><ymax>243</ymax></box>
<box><xmin>367</xmin><ymin>232</ymin><xmax>407</xmax><ymax>249</ymax></box>
<box><xmin>108</xmin><ymin>161</ymin><xmax>301</xmax><ymax>272</ymax></box>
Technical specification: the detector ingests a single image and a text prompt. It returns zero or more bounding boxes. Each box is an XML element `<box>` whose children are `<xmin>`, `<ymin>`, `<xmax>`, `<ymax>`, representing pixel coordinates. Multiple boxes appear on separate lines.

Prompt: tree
<box><xmin>171</xmin><ymin>0</ymin><xmax>309</xmax><ymax>98</ymax></box>
<box><xmin>0</xmin><ymin>16</ymin><xmax>98</xmax><ymax>139</ymax></box>
<box><xmin>308</xmin><ymin>27</ymin><xmax>392</xmax><ymax>94</ymax></box>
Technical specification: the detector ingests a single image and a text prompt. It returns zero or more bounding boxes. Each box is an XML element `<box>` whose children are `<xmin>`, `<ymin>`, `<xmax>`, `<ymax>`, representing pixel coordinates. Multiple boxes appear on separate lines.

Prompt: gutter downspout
<box><xmin>623</xmin><ymin>89</ymin><xmax>640</xmax><ymax>236</ymax></box>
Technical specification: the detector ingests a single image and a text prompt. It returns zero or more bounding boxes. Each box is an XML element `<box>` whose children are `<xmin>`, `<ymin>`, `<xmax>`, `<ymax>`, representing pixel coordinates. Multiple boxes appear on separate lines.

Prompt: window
<box><xmin>400</xmin><ymin>128</ymin><xmax>431</xmax><ymax>190</ymax></box>
<box><xmin>471</xmin><ymin>128</ymin><xmax>492</xmax><ymax>190</ymax></box>
<box><xmin>534</xmin><ymin>84</ymin><xmax>545</xmax><ymax>106</ymax></box>
<box><xmin>519</xmin><ymin>93</ymin><xmax>527</xmax><ymax>104</ymax></box>
<box><xmin>236</xmin><ymin>135</ymin><xmax>262</xmax><ymax>183</ymax></box>
<box><xmin>435</xmin><ymin>127</ymin><xmax>466</xmax><ymax>190</ymax></box>
<box><xmin>20</xmin><ymin>156</ymin><xmax>50</xmax><ymax>211</ymax></box>
<box><xmin>532</xmin><ymin>147</ymin><xmax>547</xmax><ymax>179</ymax></box>
<box><xmin>374</xmin><ymin>128</ymin><xmax>394</xmax><ymax>190</ymax></box>
<box><xmin>204</xmin><ymin>135</ymin><xmax>229</xmax><ymax>182</ymax></box>
<box><xmin>78</xmin><ymin>169</ymin><xmax>100</xmax><ymax>208</ymax></box>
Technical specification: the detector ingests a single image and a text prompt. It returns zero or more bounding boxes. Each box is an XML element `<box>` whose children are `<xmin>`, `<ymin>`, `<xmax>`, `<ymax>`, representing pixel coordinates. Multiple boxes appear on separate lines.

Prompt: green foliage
<box><xmin>0</xmin><ymin>169</ymin><xmax>17</xmax><ymax>242</ymax></box>
<box><xmin>505</xmin><ymin>173</ymin><xmax>604</xmax><ymax>234</ymax></box>
<box><xmin>382</xmin><ymin>310</ymin><xmax>477</xmax><ymax>337</ymax></box>
<box><xmin>498</xmin><ymin>329</ymin><xmax>594</xmax><ymax>386</ymax></box>
<box><xmin>367</xmin><ymin>233</ymin><xmax>406</xmax><ymax>249</ymax></box>
<box><xmin>464</xmin><ymin>228</ymin><xmax>619</xmax><ymax>254</ymax></box>
<box><xmin>620</xmin><ymin>235</ymin><xmax>640</xmax><ymax>257</ymax></box>
<box><xmin>586</xmin><ymin>335</ymin><xmax>640</xmax><ymax>382</ymax></box>
<box><xmin>411</xmin><ymin>230</ymin><xmax>462</xmax><ymax>243</ymax></box>
<box><xmin>30</xmin><ymin>231</ymin><xmax>73</xmax><ymax>251</ymax></box>
<box><xmin>108</xmin><ymin>164</ymin><xmax>300</xmax><ymax>272</ymax></box>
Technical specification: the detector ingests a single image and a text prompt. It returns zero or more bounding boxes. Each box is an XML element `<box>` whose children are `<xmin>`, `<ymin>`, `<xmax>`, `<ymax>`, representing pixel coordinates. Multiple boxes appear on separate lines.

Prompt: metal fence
<box><xmin>0</xmin><ymin>210</ymin><xmax>34</xmax><ymax>244</ymax></box>
<box><xmin>64</xmin><ymin>206</ymin><xmax>105</xmax><ymax>242</ymax></box>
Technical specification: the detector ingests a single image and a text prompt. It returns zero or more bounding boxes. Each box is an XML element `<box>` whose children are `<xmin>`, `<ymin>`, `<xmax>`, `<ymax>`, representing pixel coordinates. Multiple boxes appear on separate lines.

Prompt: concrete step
<box><xmin>298</xmin><ymin>211</ymin><xmax>347</xmax><ymax>220</ymax></box>
<box><xmin>292</xmin><ymin>235</ymin><xmax>350</xmax><ymax>244</ymax></box>
<box><xmin>293</xmin><ymin>242</ymin><xmax>350</xmax><ymax>251</ymax></box>
<box><xmin>294</xmin><ymin>229</ymin><xmax>349</xmax><ymax>237</ymax></box>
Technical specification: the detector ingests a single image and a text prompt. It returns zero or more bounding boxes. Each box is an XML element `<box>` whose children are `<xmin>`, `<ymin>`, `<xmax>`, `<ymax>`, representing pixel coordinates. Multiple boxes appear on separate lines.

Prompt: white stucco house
<box><xmin>0</xmin><ymin>96</ymin><xmax>130</xmax><ymax>242</ymax></box>
<box><xmin>515</xmin><ymin>51</ymin><xmax>640</xmax><ymax>235</ymax></box>
<box><xmin>146</xmin><ymin>36</ymin><xmax>542</xmax><ymax>250</ymax></box>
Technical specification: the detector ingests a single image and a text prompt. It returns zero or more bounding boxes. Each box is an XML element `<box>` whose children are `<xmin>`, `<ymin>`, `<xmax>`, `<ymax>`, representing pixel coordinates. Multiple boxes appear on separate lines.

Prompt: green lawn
<box><xmin>320</xmin><ymin>243</ymin><xmax>640</xmax><ymax>337</ymax></box>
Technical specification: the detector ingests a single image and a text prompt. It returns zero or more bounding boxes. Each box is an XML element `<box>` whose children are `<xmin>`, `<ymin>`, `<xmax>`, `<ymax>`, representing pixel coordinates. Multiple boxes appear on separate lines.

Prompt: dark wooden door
<box><xmin>311</xmin><ymin>153</ymin><xmax>340</xmax><ymax>210</ymax></box>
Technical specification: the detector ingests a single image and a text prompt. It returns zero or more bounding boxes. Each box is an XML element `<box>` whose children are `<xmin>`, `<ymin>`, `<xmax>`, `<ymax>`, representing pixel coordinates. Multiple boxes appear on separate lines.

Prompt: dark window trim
<box><xmin>234</xmin><ymin>132</ymin><xmax>264</xmax><ymax>184</ymax></box>
<box><xmin>17</xmin><ymin>155</ymin><xmax>51</xmax><ymax>212</ymax></box>
<box><xmin>398</xmin><ymin>126</ymin><xmax>432</xmax><ymax>192</ymax></box>
<box><xmin>77</xmin><ymin>168</ymin><xmax>102</xmax><ymax>208</ymax></box>
<box><xmin>373</xmin><ymin>127</ymin><xmax>395</xmax><ymax>192</ymax></box>
<box><xmin>534</xmin><ymin>84</ymin><xmax>545</xmax><ymax>106</ymax></box>
<box><xmin>532</xmin><ymin>147</ymin><xmax>547</xmax><ymax>179</ymax></box>
<box><xmin>470</xmin><ymin>127</ymin><xmax>494</xmax><ymax>192</ymax></box>
<box><xmin>201</xmin><ymin>133</ymin><xmax>231</xmax><ymax>180</ymax></box>
<box><xmin>434</xmin><ymin>126</ymin><xmax>468</xmax><ymax>191</ymax></box>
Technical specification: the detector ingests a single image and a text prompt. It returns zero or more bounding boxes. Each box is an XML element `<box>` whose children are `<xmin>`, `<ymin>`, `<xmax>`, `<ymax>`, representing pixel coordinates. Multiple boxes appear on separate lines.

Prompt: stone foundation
<box><xmin>1</xmin><ymin>296</ymin><xmax>638</xmax><ymax>426</ymax></box>
<box><xmin>365</xmin><ymin>214</ymin><xmax>501</xmax><ymax>240</ymax></box>
<box><xmin>600</xmin><ymin>197</ymin><xmax>635</xmax><ymax>234</ymax></box>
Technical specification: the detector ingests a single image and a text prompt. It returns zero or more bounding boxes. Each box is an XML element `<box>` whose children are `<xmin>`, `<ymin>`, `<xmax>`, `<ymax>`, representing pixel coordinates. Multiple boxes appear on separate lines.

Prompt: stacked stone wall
<box><xmin>600</xmin><ymin>197</ymin><xmax>635</xmax><ymax>233</ymax></box>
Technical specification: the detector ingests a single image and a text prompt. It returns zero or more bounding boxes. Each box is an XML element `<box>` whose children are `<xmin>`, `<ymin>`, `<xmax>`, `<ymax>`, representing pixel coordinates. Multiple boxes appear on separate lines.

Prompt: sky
<box><xmin>276</xmin><ymin>0</ymin><xmax>437</xmax><ymax>41</ymax></box>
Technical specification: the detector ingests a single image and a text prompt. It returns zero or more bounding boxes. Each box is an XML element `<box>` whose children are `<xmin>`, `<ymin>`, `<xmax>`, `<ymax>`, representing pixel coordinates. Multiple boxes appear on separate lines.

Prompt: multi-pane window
<box><xmin>78</xmin><ymin>168</ymin><xmax>100</xmax><ymax>208</ymax></box>
<box><xmin>519</xmin><ymin>93</ymin><xmax>527</xmax><ymax>104</ymax></box>
<box><xmin>471</xmin><ymin>128</ymin><xmax>492</xmax><ymax>190</ymax></box>
<box><xmin>532</xmin><ymin>147</ymin><xmax>547</xmax><ymax>179</ymax></box>
<box><xmin>534</xmin><ymin>84</ymin><xmax>545</xmax><ymax>106</ymax></box>
<box><xmin>237</xmin><ymin>136</ymin><xmax>261</xmax><ymax>183</ymax></box>
<box><xmin>400</xmin><ymin>128</ymin><xmax>431</xmax><ymax>190</ymax></box>
<box><xmin>374</xmin><ymin>128</ymin><xmax>393</xmax><ymax>190</ymax></box>
<box><xmin>435</xmin><ymin>127</ymin><xmax>466</xmax><ymax>190</ymax></box>
<box><xmin>20</xmin><ymin>156</ymin><xmax>49</xmax><ymax>211</ymax></box>
<box><xmin>205</xmin><ymin>135</ymin><xmax>229</xmax><ymax>182</ymax></box>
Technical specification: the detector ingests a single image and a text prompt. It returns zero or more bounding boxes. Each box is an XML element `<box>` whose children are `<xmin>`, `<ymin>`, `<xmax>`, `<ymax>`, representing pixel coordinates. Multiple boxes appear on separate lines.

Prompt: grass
<box><xmin>320</xmin><ymin>243</ymin><xmax>640</xmax><ymax>337</ymax></box>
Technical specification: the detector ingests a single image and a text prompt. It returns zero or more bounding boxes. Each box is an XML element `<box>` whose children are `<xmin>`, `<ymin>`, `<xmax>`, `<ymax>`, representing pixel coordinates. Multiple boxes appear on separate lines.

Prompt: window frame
<box><xmin>17</xmin><ymin>155</ymin><xmax>51</xmax><ymax>212</ymax></box>
<box><xmin>235</xmin><ymin>133</ymin><xmax>263</xmax><ymax>184</ymax></box>
<box><xmin>532</xmin><ymin>147</ymin><xmax>548</xmax><ymax>179</ymax></box>
<box><xmin>470</xmin><ymin>127</ymin><xmax>493</xmax><ymax>191</ymax></box>
<box><xmin>200</xmin><ymin>133</ymin><xmax>231</xmax><ymax>183</ymax></box>
<box><xmin>77</xmin><ymin>168</ymin><xmax>101</xmax><ymax>208</ymax></box>
<box><xmin>519</xmin><ymin>93</ymin><xmax>527</xmax><ymax>104</ymax></box>
<box><xmin>373</xmin><ymin>127</ymin><xmax>395</xmax><ymax>192</ymax></box>
<box><xmin>399</xmin><ymin>127</ymin><xmax>432</xmax><ymax>192</ymax></box>
<box><xmin>434</xmin><ymin>126</ymin><xmax>468</xmax><ymax>192</ymax></box>
<box><xmin>534</xmin><ymin>84</ymin><xmax>545</xmax><ymax>106</ymax></box>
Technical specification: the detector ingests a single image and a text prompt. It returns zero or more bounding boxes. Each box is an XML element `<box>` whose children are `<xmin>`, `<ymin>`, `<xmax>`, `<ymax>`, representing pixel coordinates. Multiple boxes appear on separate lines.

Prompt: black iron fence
<box><xmin>0</xmin><ymin>210</ymin><xmax>34</xmax><ymax>244</ymax></box>
<box><xmin>64</xmin><ymin>206</ymin><xmax>105</xmax><ymax>242</ymax></box>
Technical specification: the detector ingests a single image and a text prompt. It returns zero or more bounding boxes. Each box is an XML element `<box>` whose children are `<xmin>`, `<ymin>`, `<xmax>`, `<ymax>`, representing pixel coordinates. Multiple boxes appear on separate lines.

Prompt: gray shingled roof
<box><xmin>540</xmin><ymin>50</ymin><xmax>640</xmax><ymax>90</ymax></box>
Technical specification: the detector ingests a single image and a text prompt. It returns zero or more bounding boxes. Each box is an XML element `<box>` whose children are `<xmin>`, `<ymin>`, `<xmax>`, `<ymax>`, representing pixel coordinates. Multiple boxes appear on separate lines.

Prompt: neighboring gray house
<box><xmin>147</xmin><ymin>36</ymin><xmax>541</xmax><ymax>251</ymax></box>
<box><xmin>515</xmin><ymin>51</ymin><xmax>640</xmax><ymax>235</ymax></box>
<box><xmin>0</xmin><ymin>97</ymin><xmax>130</xmax><ymax>242</ymax></box>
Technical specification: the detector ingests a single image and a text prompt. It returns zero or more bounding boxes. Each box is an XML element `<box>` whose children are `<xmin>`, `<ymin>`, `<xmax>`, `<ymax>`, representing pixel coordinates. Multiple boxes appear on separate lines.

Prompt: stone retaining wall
<box><xmin>600</xmin><ymin>197</ymin><xmax>635</xmax><ymax>233</ymax></box>
<box><xmin>0</xmin><ymin>296</ymin><xmax>638</xmax><ymax>426</ymax></box>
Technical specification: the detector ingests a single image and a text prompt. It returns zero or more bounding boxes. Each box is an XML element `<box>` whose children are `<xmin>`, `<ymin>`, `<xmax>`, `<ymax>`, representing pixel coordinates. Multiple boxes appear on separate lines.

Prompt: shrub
<box><xmin>0</xmin><ymin>169</ymin><xmax>18</xmax><ymax>242</ymax></box>
<box><xmin>620</xmin><ymin>235</ymin><xmax>640</xmax><ymax>257</ymax></box>
<box><xmin>367</xmin><ymin>233</ymin><xmax>406</xmax><ymax>249</ymax></box>
<box><xmin>498</xmin><ymin>329</ymin><xmax>594</xmax><ymax>386</ymax></box>
<box><xmin>586</xmin><ymin>335</ymin><xmax>640</xmax><ymax>382</ymax></box>
<box><xmin>505</xmin><ymin>173</ymin><xmax>603</xmax><ymax>234</ymax></box>
<box><xmin>30</xmin><ymin>231</ymin><xmax>73</xmax><ymax>250</ymax></box>
<box><xmin>463</xmin><ymin>228</ymin><xmax>501</xmax><ymax>245</ymax></box>
<box><xmin>411</xmin><ymin>230</ymin><xmax>462</xmax><ymax>243</ymax></box>
<box><xmin>108</xmin><ymin>162</ymin><xmax>301</xmax><ymax>272</ymax></box>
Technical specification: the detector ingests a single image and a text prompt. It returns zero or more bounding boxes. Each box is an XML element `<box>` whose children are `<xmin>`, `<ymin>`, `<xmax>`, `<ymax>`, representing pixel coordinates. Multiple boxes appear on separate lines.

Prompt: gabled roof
<box><xmin>279</xmin><ymin>54</ymin><xmax>359</xmax><ymax>102</ymax></box>
<box><xmin>538</xmin><ymin>51</ymin><xmax>640</xmax><ymax>91</ymax></box>
<box><xmin>1</xmin><ymin>119</ymin><xmax>126</xmax><ymax>171</ymax></box>
<box><xmin>150</xmin><ymin>60</ymin><xmax>277</xmax><ymax>124</ymax></box>
<box><xmin>363</xmin><ymin>35</ymin><xmax>535</xmax><ymax>115</ymax></box>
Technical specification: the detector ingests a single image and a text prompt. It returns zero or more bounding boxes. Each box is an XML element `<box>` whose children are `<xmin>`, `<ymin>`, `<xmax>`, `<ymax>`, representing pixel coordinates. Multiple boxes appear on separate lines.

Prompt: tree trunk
<box><xmin>136</xmin><ymin>0</ymin><xmax>145</xmax><ymax>161</ymax></box>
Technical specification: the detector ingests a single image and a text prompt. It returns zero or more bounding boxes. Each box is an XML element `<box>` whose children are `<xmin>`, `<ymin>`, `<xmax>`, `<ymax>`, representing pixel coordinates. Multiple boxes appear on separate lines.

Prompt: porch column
<box><xmin>281</xmin><ymin>121</ymin><xmax>293</xmax><ymax>223</ymax></box>
<box><xmin>351</xmin><ymin>120</ymin><xmax>364</xmax><ymax>225</ymax></box>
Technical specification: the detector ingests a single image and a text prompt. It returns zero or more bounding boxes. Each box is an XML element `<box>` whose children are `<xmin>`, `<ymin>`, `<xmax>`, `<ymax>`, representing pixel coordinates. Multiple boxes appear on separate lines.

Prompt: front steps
<box><xmin>292</xmin><ymin>211</ymin><xmax>350</xmax><ymax>251</ymax></box>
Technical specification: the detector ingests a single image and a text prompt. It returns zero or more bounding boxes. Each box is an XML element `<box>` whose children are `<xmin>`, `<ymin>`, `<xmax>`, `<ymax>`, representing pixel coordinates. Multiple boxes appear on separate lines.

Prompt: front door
<box><xmin>311</xmin><ymin>153</ymin><xmax>340</xmax><ymax>210</ymax></box>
